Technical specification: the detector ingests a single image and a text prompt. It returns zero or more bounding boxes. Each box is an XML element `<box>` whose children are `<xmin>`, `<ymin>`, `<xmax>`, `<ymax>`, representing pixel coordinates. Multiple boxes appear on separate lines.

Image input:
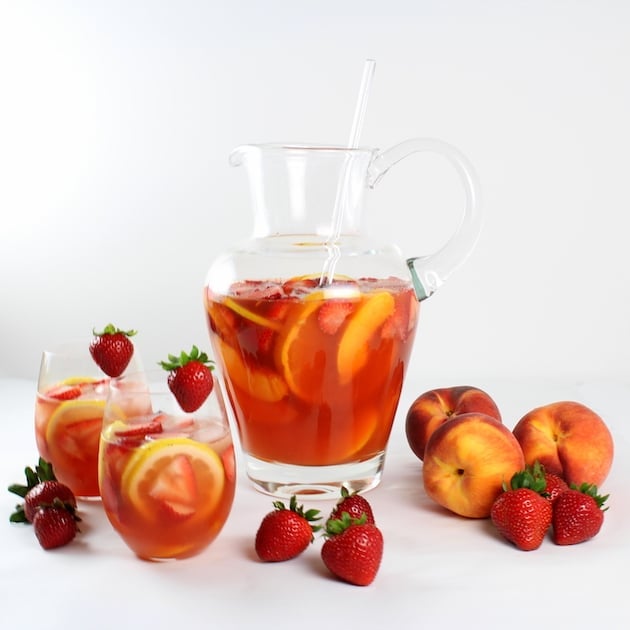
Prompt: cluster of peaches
<box><xmin>405</xmin><ymin>386</ymin><xmax>614</xmax><ymax>519</ymax></box>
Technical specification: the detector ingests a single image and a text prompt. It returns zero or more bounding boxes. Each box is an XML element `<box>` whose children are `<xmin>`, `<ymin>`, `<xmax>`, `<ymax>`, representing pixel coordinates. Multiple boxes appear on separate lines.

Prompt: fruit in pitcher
<box><xmin>159</xmin><ymin>346</ymin><xmax>215</xmax><ymax>413</ymax></box>
<box><xmin>255</xmin><ymin>495</ymin><xmax>322</xmax><ymax>562</ymax></box>
<box><xmin>90</xmin><ymin>323</ymin><xmax>137</xmax><ymax>377</ymax></box>
<box><xmin>405</xmin><ymin>385</ymin><xmax>501</xmax><ymax>461</ymax></box>
<box><xmin>551</xmin><ymin>483</ymin><xmax>609</xmax><ymax>545</ymax></box>
<box><xmin>317</xmin><ymin>300</ymin><xmax>355</xmax><ymax>335</ymax></box>
<box><xmin>321</xmin><ymin>513</ymin><xmax>384</xmax><ymax>586</ymax></box>
<box><xmin>512</xmin><ymin>401</ymin><xmax>614</xmax><ymax>487</ymax></box>
<box><xmin>205</xmin><ymin>277</ymin><xmax>417</xmax><ymax>467</ymax></box>
<box><xmin>336</xmin><ymin>291</ymin><xmax>394</xmax><ymax>384</ymax></box>
<box><xmin>220</xmin><ymin>339</ymin><xmax>288</xmax><ymax>403</ymax></box>
<box><xmin>490</xmin><ymin>465</ymin><xmax>552</xmax><ymax>551</ymax></box>
<box><xmin>422</xmin><ymin>413</ymin><xmax>525</xmax><ymax>518</ymax></box>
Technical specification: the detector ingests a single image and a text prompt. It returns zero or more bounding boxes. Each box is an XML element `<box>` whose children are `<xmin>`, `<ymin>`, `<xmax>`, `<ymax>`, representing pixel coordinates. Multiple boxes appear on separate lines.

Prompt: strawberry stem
<box><xmin>505</xmin><ymin>461</ymin><xmax>547</xmax><ymax>494</ymax></box>
<box><xmin>92</xmin><ymin>323</ymin><xmax>137</xmax><ymax>337</ymax></box>
<box><xmin>8</xmin><ymin>458</ymin><xmax>58</xmax><ymax>523</ymax></box>
<box><xmin>325</xmin><ymin>511</ymin><xmax>368</xmax><ymax>537</ymax></box>
<box><xmin>271</xmin><ymin>495</ymin><xmax>322</xmax><ymax>533</ymax></box>
<box><xmin>570</xmin><ymin>482</ymin><xmax>610</xmax><ymax>510</ymax></box>
<box><xmin>159</xmin><ymin>345</ymin><xmax>215</xmax><ymax>372</ymax></box>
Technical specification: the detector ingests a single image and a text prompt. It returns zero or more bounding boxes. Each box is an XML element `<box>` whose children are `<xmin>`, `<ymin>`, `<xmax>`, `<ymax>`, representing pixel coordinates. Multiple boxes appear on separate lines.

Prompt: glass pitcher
<box><xmin>203</xmin><ymin>139</ymin><xmax>481</xmax><ymax>498</ymax></box>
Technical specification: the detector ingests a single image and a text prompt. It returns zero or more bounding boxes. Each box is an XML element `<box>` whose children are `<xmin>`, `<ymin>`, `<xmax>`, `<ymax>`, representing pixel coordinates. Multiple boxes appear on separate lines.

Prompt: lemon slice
<box><xmin>121</xmin><ymin>437</ymin><xmax>225</xmax><ymax>522</ymax></box>
<box><xmin>337</xmin><ymin>291</ymin><xmax>395</xmax><ymax>384</ymax></box>
<box><xmin>223</xmin><ymin>297</ymin><xmax>282</xmax><ymax>331</ymax></box>
<box><xmin>46</xmin><ymin>399</ymin><xmax>106</xmax><ymax>462</ymax></box>
<box><xmin>101</xmin><ymin>419</ymin><xmax>127</xmax><ymax>441</ymax></box>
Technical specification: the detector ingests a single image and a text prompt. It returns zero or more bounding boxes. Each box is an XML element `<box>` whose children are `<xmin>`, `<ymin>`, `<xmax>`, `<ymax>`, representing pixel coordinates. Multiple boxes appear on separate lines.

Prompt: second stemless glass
<box><xmin>98</xmin><ymin>369</ymin><xmax>236</xmax><ymax>560</ymax></box>
<box><xmin>35</xmin><ymin>339</ymin><xmax>143</xmax><ymax>499</ymax></box>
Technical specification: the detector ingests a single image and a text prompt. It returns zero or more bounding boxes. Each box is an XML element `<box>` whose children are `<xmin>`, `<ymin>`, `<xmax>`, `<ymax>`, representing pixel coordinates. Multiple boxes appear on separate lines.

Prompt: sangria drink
<box><xmin>35</xmin><ymin>339</ymin><xmax>141</xmax><ymax>498</ymax></box>
<box><xmin>35</xmin><ymin>378</ymin><xmax>109</xmax><ymax>498</ymax></box>
<box><xmin>98</xmin><ymin>371</ymin><xmax>236</xmax><ymax>560</ymax></box>
<box><xmin>204</xmin><ymin>274</ymin><xmax>418</xmax><ymax>496</ymax></box>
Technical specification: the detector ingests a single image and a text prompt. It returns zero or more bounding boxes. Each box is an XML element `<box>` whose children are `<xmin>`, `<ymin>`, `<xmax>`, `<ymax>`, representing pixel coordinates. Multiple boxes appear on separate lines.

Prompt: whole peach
<box><xmin>512</xmin><ymin>401</ymin><xmax>613</xmax><ymax>487</ymax></box>
<box><xmin>422</xmin><ymin>412</ymin><xmax>525</xmax><ymax>518</ymax></box>
<box><xmin>405</xmin><ymin>386</ymin><xmax>501</xmax><ymax>461</ymax></box>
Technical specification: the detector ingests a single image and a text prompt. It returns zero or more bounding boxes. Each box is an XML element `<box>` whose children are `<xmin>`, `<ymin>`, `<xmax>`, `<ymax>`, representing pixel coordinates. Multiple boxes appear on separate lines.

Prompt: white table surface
<box><xmin>1</xmin><ymin>375</ymin><xmax>629</xmax><ymax>629</ymax></box>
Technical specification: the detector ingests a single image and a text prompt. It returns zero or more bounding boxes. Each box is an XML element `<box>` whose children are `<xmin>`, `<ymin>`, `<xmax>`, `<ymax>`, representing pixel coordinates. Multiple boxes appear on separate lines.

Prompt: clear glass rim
<box><xmin>230</xmin><ymin>143</ymin><xmax>376</xmax><ymax>160</ymax></box>
<box><xmin>41</xmin><ymin>337</ymin><xmax>93</xmax><ymax>356</ymax></box>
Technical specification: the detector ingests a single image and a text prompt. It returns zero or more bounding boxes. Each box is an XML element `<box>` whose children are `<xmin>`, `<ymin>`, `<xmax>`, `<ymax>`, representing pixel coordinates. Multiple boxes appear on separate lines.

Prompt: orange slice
<box><xmin>121</xmin><ymin>437</ymin><xmax>225</xmax><ymax>522</ymax></box>
<box><xmin>220</xmin><ymin>339</ymin><xmax>287</xmax><ymax>402</ymax></box>
<box><xmin>337</xmin><ymin>291</ymin><xmax>395</xmax><ymax>384</ymax></box>
<box><xmin>276</xmin><ymin>300</ymin><xmax>323</xmax><ymax>401</ymax></box>
<box><xmin>46</xmin><ymin>399</ymin><xmax>106</xmax><ymax>462</ymax></box>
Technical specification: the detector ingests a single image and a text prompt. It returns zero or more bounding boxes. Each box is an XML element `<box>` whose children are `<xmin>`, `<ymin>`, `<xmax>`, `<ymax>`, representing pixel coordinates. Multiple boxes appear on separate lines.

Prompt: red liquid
<box><xmin>99</xmin><ymin>415</ymin><xmax>236</xmax><ymax>560</ymax></box>
<box><xmin>205</xmin><ymin>275</ymin><xmax>419</xmax><ymax>466</ymax></box>
<box><xmin>35</xmin><ymin>380</ymin><xmax>108</xmax><ymax>497</ymax></box>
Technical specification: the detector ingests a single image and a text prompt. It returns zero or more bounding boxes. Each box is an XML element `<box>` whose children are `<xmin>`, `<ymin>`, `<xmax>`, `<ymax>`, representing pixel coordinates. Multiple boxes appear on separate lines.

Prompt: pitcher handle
<box><xmin>368</xmin><ymin>138</ymin><xmax>482</xmax><ymax>301</ymax></box>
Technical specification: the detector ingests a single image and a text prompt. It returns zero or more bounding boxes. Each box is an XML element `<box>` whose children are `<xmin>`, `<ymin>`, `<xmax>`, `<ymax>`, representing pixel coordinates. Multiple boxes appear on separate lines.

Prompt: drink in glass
<box><xmin>35</xmin><ymin>340</ymin><xmax>141</xmax><ymax>498</ymax></box>
<box><xmin>98</xmin><ymin>370</ymin><xmax>236</xmax><ymax>560</ymax></box>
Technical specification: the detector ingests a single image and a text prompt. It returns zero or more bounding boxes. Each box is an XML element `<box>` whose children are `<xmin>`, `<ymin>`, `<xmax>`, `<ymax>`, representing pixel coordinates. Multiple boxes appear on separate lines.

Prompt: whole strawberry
<box><xmin>255</xmin><ymin>495</ymin><xmax>321</xmax><ymax>562</ymax></box>
<box><xmin>33</xmin><ymin>502</ymin><xmax>80</xmax><ymax>550</ymax></box>
<box><xmin>90</xmin><ymin>323</ymin><xmax>137</xmax><ymax>377</ymax></box>
<box><xmin>9</xmin><ymin>458</ymin><xmax>59</xmax><ymax>523</ymax></box>
<box><xmin>490</xmin><ymin>465</ymin><xmax>552</xmax><ymax>551</ymax></box>
<box><xmin>552</xmin><ymin>483</ymin><xmax>609</xmax><ymax>545</ymax></box>
<box><xmin>328</xmin><ymin>486</ymin><xmax>375</xmax><ymax>525</ymax></box>
<box><xmin>159</xmin><ymin>346</ymin><xmax>215</xmax><ymax>413</ymax></box>
<box><xmin>24</xmin><ymin>481</ymin><xmax>76</xmax><ymax>523</ymax></box>
<box><xmin>8</xmin><ymin>459</ymin><xmax>80</xmax><ymax>551</ymax></box>
<box><xmin>321</xmin><ymin>513</ymin><xmax>383</xmax><ymax>586</ymax></box>
<box><xmin>543</xmin><ymin>470</ymin><xmax>569</xmax><ymax>504</ymax></box>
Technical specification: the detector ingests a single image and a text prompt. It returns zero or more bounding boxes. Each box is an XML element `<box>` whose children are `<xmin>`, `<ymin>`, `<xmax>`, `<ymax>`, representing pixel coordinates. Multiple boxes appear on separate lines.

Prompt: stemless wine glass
<box><xmin>35</xmin><ymin>338</ymin><xmax>143</xmax><ymax>499</ymax></box>
<box><xmin>98</xmin><ymin>369</ymin><xmax>236</xmax><ymax>560</ymax></box>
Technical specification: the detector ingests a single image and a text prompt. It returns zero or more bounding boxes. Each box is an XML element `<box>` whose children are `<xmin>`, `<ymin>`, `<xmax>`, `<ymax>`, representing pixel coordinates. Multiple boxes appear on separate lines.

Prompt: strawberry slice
<box><xmin>47</xmin><ymin>385</ymin><xmax>82</xmax><ymax>400</ymax></box>
<box><xmin>318</xmin><ymin>301</ymin><xmax>355</xmax><ymax>335</ymax></box>
<box><xmin>382</xmin><ymin>291</ymin><xmax>416</xmax><ymax>341</ymax></box>
<box><xmin>267</xmin><ymin>300</ymin><xmax>290</xmax><ymax>321</ymax></box>
<box><xmin>231</xmin><ymin>280</ymin><xmax>284</xmax><ymax>300</ymax></box>
<box><xmin>114</xmin><ymin>420</ymin><xmax>164</xmax><ymax>439</ymax></box>
<box><xmin>148</xmin><ymin>454</ymin><xmax>197</xmax><ymax>519</ymax></box>
<box><xmin>209</xmin><ymin>302</ymin><xmax>241</xmax><ymax>341</ymax></box>
<box><xmin>256</xmin><ymin>327</ymin><xmax>275</xmax><ymax>354</ymax></box>
<box><xmin>282</xmin><ymin>276</ymin><xmax>319</xmax><ymax>297</ymax></box>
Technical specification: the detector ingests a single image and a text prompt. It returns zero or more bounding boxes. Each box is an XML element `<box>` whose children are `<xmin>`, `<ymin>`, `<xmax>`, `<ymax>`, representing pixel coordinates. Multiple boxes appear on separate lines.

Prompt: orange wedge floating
<box><xmin>220</xmin><ymin>339</ymin><xmax>288</xmax><ymax>402</ymax></box>
<box><xmin>276</xmin><ymin>300</ymin><xmax>323</xmax><ymax>401</ymax></box>
<box><xmin>337</xmin><ymin>291</ymin><xmax>395</xmax><ymax>384</ymax></box>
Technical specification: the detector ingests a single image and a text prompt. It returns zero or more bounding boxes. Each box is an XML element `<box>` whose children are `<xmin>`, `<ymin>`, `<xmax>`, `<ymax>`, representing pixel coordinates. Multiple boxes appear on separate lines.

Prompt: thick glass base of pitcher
<box><xmin>243</xmin><ymin>452</ymin><xmax>386</xmax><ymax>499</ymax></box>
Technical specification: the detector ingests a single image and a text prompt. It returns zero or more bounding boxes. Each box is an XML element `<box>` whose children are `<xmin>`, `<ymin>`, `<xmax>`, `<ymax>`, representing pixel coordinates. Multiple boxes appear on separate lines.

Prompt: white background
<box><xmin>1</xmin><ymin>0</ymin><xmax>629</xmax><ymax>383</ymax></box>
